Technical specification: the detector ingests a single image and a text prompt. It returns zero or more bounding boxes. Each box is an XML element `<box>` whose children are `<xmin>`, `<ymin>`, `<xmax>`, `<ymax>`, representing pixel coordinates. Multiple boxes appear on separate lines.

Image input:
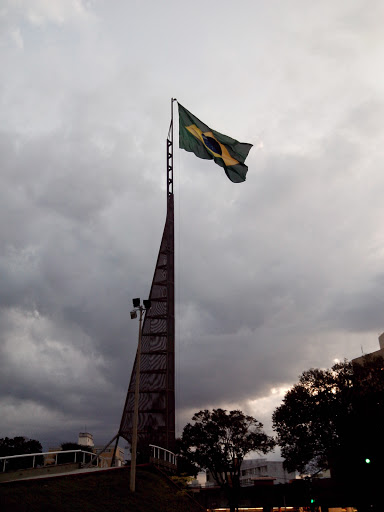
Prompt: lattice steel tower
<box><xmin>117</xmin><ymin>100</ymin><xmax>176</xmax><ymax>454</ymax></box>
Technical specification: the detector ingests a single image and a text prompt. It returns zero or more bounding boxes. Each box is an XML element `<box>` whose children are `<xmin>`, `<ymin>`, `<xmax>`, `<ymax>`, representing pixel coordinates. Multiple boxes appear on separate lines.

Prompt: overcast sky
<box><xmin>1</xmin><ymin>0</ymin><xmax>384</xmax><ymax>454</ymax></box>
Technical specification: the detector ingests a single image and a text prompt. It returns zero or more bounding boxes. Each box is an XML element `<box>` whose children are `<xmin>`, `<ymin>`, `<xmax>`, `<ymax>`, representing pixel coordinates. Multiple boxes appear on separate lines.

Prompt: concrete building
<box><xmin>353</xmin><ymin>332</ymin><xmax>384</xmax><ymax>365</ymax></box>
<box><xmin>78</xmin><ymin>432</ymin><xmax>94</xmax><ymax>448</ymax></box>
<box><xmin>239</xmin><ymin>459</ymin><xmax>296</xmax><ymax>486</ymax></box>
<box><xmin>93</xmin><ymin>444</ymin><xmax>125</xmax><ymax>467</ymax></box>
<box><xmin>44</xmin><ymin>433</ymin><xmax>124</xmax><ymax>468</ymax></box>
<box><xmin>206</xmin><ymin>459</ymin><xmax>296</xmax><ymax>487</ymax></box>
<box><xmin>78</xmin><ymin>432</ymin><xmax>124</xmax><ymax>467</ymax></box>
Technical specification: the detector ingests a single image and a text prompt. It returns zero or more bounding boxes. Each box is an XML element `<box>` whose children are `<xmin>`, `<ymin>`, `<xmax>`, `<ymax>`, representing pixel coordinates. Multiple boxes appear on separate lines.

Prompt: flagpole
<box><xmin>167</xmin><ymin>98</ymin><xmax>177</xmax><ymax>199</ymax></box>
<box><xmin>166</xmin><ymin>98</ymin><xmax>176</xmax><ymax>451</ymax></box>
<box><xmin>109</xmin><ymin>100</ymin><xmax>178</xmax><ymax>480</ymax></box>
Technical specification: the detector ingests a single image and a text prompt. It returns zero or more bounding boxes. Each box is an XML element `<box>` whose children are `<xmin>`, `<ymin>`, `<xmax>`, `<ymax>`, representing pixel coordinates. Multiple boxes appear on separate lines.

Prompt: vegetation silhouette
<box><xmin>273</xmin><ymin>356</ymin><xmax>384</xmax><ymax>511</ymax></box>
<box><xmin>0</xmin><ymin>437</ymin><xmax>43</xmax><ymax>471</ymax></box>
<box><xmin>178</xmin><ymin>408</ymin><xmax>275</xmax><ymax>512</ymax></box>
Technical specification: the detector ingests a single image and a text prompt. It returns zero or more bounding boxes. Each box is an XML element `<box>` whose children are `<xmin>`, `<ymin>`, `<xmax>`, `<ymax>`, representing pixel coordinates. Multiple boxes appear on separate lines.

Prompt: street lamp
<box><xmin>129</xmin><ymin>297</ymin><xmax>151</xmax><ymax>493</ymax></box>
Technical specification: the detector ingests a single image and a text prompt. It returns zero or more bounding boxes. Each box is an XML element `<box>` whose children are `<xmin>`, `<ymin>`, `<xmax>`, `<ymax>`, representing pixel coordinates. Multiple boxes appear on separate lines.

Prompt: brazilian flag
<box><xmin>178</xmin><ymin>103</ymin><xmax>252</xmax><ymax>183</ymax></box>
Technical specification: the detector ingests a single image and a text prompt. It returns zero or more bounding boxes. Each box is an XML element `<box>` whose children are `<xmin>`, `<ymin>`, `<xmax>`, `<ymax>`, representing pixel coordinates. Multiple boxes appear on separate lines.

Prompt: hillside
<box><xmin>0</xmin><ymin>465</ymin><xmax>204</xmax><ymax>512</ymax></box>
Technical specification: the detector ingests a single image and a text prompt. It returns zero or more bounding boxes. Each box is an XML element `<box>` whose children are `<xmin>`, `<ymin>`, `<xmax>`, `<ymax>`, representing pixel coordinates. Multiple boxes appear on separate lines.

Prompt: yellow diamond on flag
<box><xmin>186</xmin><ymin>124</ymin><xmax>239</xmax><ymax>167</ymax></box>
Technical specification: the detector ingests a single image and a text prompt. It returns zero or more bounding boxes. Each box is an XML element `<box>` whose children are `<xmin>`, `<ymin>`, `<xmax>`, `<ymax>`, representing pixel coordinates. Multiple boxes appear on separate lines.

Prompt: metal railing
<box><xmin>149</xmin><ymin>444</ymin><xmax>177</xmax><ymax>470</ymax></box>
<box><xmin>0</xmin><ymin>449</ymin><xmax>108</xmax><ymax>472</ymax></box>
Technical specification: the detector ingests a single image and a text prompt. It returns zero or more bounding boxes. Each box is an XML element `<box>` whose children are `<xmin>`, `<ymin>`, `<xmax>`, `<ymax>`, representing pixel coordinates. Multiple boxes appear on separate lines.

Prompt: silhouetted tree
<box><xmin>273</xmin><ymin>356</ymin><xmax>384</xmax><ymax>510</ymax></box>
<box><xmin>174</xmin><ymin>438</ymin><xmax>199</xmax><ymax>478</ymax></box>
<box><xmin>179</xmin><ymin>408</ymin><xmax>275</xmax><ymax>512</ymax></box>
<box><xmin>0</xmin><ymin>436</ymin><xmax>43</xmax><ymax>471</ymax></box>
<box><xmin>272</xmin><ymin>361</ymin><xmax>353</xmax><ymax>474</ymax></box>
<box><xmin>58</xmin><ymin>442</ymin><xmax>93</xmax><ymax>464</ymax></box>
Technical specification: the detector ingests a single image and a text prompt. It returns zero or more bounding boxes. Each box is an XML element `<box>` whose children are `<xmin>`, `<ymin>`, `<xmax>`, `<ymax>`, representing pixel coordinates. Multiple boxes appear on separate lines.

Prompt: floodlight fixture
<box><xmin>130</xmin><ymin>310</ymin><xmax>138</xmax><ymax>320</ymax></box>
<box><xmin>143</xmin><ymin>299</ymin><xmax>151</xmax><ymax>310</ymax></box>
<box><xmin>132</xmin><ymin>298</ymin><xmax>141</xmax><ymax>308</ymax></box>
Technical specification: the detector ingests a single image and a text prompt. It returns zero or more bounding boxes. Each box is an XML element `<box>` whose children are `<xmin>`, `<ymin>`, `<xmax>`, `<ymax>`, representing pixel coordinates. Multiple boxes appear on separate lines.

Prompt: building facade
<box><xmin>44</xmin><ymin>432</ymin><xmax>124</xmax><ymax>467</ymax></box>
<box><xmin>78</xmin><ymin>432</ymin><xmax>94</xmax><ymax>448</ymax></box>
<box><xmin>352</xmin><ymin>332</ymin><xmax>384</xmax><ymax>365</ymax></box>
<box><xmin>93</xmin><ymin>444</ymin><xmax>125</xmax><ymax>467</ymax></box>
<box><xmin>239</xmin><ymin>459</ymin><xmax>296</xmax><ymax>486</ymax></box>
<box><xmin>206</xmin><ymin>458</ymin><xmax>296</xmax><ymax>487</ymax></box>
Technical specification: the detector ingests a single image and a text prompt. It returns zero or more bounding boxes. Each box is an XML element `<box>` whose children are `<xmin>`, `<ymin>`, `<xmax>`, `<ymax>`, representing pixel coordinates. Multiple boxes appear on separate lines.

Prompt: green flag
<box><xmin>178</xmin><ymin>103</ymin><xmax>252</xmax><ymax>183</ymax></box>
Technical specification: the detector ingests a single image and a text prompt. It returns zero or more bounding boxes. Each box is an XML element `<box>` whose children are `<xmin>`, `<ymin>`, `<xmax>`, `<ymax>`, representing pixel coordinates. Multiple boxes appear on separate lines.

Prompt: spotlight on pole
<box><xmin>129</xmin><ymin>295</ymin><xmax>150</xmax><ymax>492</ymax></box>
<box><xmin>143</xmin><ymin>299</ymin><xmax>151</xmax><ymax>310</ymax></box>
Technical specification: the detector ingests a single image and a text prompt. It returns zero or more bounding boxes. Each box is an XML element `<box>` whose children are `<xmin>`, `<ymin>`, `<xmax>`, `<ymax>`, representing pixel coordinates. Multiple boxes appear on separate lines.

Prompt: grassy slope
<box><xmin>0</xmin><ymin>465</ymin><xmax>204</xmax><ymax>512</ymax></box>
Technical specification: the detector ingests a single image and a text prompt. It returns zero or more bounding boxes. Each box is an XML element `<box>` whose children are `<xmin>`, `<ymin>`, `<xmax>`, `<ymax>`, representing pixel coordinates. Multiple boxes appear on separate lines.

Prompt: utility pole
<box><xmin>130</xmin><ymin>298</ymin><xmax>151</xmax><ymax>492</ymax></box>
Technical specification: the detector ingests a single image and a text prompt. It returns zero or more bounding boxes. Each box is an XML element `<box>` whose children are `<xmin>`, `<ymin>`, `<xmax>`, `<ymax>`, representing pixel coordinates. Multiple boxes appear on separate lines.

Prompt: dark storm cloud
<box><xmin>323</xmin><ymin>274</ymin><xmax>384</xmax><ymax>333</ymax></box>
<box><xmin>0</xmin><ymin>124</ymin><xmax>166</xmax><ymax>443</ymax></box>
<box><xmin>178</xmin><ymin>328</ymin><xmax>305</xmax><ymax>408</ymax></box>
<box><xmin>172</xmin><ymin>95</ymin><xmax>384</xmax><ymax>411</ymax></box>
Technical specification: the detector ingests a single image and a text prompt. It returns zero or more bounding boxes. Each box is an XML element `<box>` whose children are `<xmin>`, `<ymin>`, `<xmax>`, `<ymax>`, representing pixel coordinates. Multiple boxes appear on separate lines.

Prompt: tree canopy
<box><xmin>0</xmin><ymin>436</ymin><xmax>43</xmax><ymax>471</ymax></box>
<box><xmin>178</xmin><ymin>408</ymin><xmax>275</xmax><ymax>512</ymax></box>
<box><xmin>57</xmin><ymin>442</ymin><xmax>93</xmax><ymax>464</ymax></box>
<box><xmin>272</xmin><ymin>356</ymin><xmax>384</xmax><ymax>480</ymax></box>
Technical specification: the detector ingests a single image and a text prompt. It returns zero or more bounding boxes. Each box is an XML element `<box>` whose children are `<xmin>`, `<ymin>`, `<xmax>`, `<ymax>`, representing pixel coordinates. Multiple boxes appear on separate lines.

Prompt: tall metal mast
<box><xmin>118</xmin><ymin>99</ymin><xmax>176</xmax><ymax>453</ymax></box>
